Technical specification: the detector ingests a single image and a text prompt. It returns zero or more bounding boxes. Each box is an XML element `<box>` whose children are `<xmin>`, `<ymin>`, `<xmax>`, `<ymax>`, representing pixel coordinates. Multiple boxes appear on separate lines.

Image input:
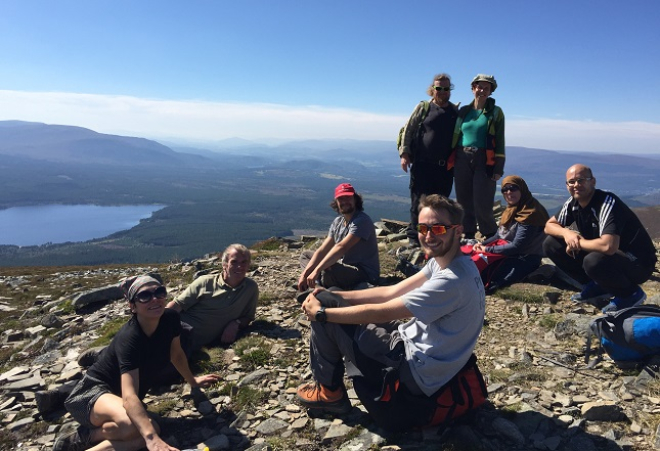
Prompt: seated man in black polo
<box><xmin>543</xmin><ymin>164</ymin><xmax>656</xmax><ymax>312</ymax></box>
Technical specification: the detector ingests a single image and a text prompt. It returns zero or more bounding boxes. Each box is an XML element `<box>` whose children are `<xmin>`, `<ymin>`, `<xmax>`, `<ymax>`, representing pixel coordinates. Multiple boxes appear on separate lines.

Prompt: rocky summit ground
<box><xmin>1</xmin><ymin>229</ymin><xmax>660</xmax><ymax>451</ymax></box>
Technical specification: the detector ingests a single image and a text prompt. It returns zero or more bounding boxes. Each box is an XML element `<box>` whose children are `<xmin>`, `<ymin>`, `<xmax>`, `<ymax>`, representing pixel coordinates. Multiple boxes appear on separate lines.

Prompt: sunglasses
<box><xmin>416</xmin><ymin>223</ymin><xmax>459</xmax><ymax>236</ymax></box>
<box><xmin>433</xmin><ymin>86</ymin><xmax>452</xmax><ymax>92</ymax></box>
<box><xmin>501</xmin><ymin>185</ymin><xmax>520</xmax><ymax>194</ymax></box>
<box><xmin>134</xmin><ymin>286</ymin><xmax>167</xmax><ymax>303</ymax></box>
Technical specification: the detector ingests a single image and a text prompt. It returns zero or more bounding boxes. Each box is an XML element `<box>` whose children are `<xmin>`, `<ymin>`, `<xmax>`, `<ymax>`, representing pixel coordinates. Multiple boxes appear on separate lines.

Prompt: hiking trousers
<box><xmin>406</xmin><ymin>162</ymin><xmax>454</xmax><ymax>244</ymax></box>
<box><xmin>300</xmin><ymin>251</ymin><xmax>369</xmax><ymax>290</ymax></box>
<box><xmin>486</xmin><ymin>254</ymin><xmax>542</xmax><ymax>293</ymax></box>
<box><xmin>308</xmin><ymin>291</ymin><xmax>422</xmax><ymax>395</ymax></box>
<box><xmin>454</xmin><ymin>148</ymin><xmax>497</xmax><ymax>238</ymax></box>
<box><xmin>543</xmin><ymin>235</ymin><xmax>654</xmax><ymax>297</ymax></box>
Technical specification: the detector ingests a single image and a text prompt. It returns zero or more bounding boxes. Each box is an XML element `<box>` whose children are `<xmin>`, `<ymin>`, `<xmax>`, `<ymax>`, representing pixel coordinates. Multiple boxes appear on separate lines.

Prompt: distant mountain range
<box><xmin>2</xmin><ymin>120</ymin><xmax>658</xmax><ymax>202</ymax></box>
<box><xmin>0</xmin><ymin>120</ymin><xmax>658</xmax><ymax>266</ymax></box>
<box><xmin>0</xmin><ymin>121</ymin><xmax>204</xmax><ymax>167</ymax></box>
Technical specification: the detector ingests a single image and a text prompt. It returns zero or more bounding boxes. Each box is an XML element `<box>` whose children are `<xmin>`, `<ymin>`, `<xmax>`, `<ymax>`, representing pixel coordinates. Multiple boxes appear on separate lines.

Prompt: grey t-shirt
<box><xmin>328</xmin><ymin>210</ymin><xmax>380</xmax><ymax>282</ymax></box>
<box><xmin>399</xmin><ymin>255</ymin><xmax>485</xmax><ymax>396</ymax></box>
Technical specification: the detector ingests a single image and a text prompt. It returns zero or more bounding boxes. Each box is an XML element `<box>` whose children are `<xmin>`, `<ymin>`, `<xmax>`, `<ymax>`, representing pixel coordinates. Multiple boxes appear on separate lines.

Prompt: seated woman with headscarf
<box><xmin>54</xmin><ymin>275</ymin><xmax>220</xmax><ymax>451</ymax></box>
<box><xmin>471</xmin><ymin>175</ymin><xmax>549</xmax><ymax>294</ymax></box>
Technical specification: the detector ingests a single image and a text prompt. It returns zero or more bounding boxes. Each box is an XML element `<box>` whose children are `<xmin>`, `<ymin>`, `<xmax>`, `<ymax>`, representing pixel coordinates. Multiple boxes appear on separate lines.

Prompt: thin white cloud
<box><xmin>1</xmin><ymin>90</ymin><xmax>659</xmax><ymax>154</ymax></box>
<box><xmin>507</xmin><ymin>117</ymin><xmax>660</xmax><ymax>153</ymax></box>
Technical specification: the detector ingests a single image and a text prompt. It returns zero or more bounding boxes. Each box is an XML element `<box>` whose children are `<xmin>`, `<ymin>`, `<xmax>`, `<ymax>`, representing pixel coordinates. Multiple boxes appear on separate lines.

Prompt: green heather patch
<box><xmin>538</xmin><ymin>314</ymin><xmax>561</xmax><ymax>330</ymax></box>
<box><xmin>217</xmin><ymin>382</ymin><xmax>235</xmax><ymax>396</ymax></box>
<box><xmin>494</xmin><ymin>285</ymin><xmax>545</xmax><ymax>304</ymax></box>
<box><xmin>58</xmin><ymin>299</ymin><xmax>77</xmax><ymax>315</ymax></box>
<box><xmin>487</xmin><ymin>369</ymin><xmax>510</xmax><ymax>383</ymax></box>
<box><xmin>265</xmin><ymin>437</ymin><xmax>297</xmax><ymax>451</ymax></box>
<box><xmin>251</xmin><ymin>237</ymin><xmax>283</xmax><ymax>252</ymax></box>
<box><xmin>90</xmin><ymin>316</ymin><xmax>128</xmax><ymax>347</ymax></box>
<box><xmin>502</xmin><ymin>403</ymin><xmax>524</xmax><ymax>415</ymax></box>
<box><xmin>233</xmin><ymin>385</ymin><xmax>268</xmax><ymax>411</ymax></box>
<box><xmin>233</xmin><ymin>335</ymin><xmax>272</xmax><ymax>370</ymax></box>
<box><xmin>0</xmin><ymin>347</ymin><xmax>16</xmax><ymax>373</ymax></box>
<box><xmin>148</xmin><ymin>399</ymin><xmax>178</xmax><ymax>416</ymax></box>
<box><xmin>240</xmin><ymin>348</ymin><xmax>270</xmax><ymax>370</ymax></box>
<box><xmin>191</xmin><ymin>347</ymin><xmax>226</xmax><ymax>375</ymax></box>
<box><xmin>258</xmin><ymin>288</ymin><xmax>279</xmax><ymax>305</ymax></box>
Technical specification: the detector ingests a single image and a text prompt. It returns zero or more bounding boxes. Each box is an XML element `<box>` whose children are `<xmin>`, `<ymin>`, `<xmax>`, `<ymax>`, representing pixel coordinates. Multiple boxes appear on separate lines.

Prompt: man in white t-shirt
<box><xmin>296</xmin><ymin>194</ymin><xmax>485</xmax><ymax>425</ymax></box>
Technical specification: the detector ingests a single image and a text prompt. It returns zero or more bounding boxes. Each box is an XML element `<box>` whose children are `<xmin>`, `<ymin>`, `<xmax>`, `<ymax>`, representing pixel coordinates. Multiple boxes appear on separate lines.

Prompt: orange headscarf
<box><xmin>499</xmin><ymin>175</ymin><xmax>549</xmax><ymax>228</ymax></box>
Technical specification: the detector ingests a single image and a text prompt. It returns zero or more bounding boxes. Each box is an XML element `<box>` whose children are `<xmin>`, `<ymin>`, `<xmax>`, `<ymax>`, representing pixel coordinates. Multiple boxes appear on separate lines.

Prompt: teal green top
<box><xmin>460</xmin><ymin>109</ymin><xmax>488</xmax><ymax>148</ymax></box>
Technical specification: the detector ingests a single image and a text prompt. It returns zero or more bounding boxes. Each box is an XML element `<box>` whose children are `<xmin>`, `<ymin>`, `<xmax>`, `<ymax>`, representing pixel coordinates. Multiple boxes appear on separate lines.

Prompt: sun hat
<box><xmin>471</xmin><ymin>74</ymin><xmax>497</xmax><ymax>92</ymax></box>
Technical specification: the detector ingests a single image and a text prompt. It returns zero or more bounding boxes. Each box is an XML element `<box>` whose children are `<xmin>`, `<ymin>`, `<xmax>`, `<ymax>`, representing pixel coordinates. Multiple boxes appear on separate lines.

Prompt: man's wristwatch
<box><xmin>315</xmin><ymin>306</ymin><xmax>328</xmax><ymax>324</ymax></box>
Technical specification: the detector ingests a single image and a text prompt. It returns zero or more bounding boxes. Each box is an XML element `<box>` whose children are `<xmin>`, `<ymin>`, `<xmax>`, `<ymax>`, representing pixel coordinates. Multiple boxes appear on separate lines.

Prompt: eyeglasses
<box><xmin>134</xmin><ymin>286</ymin><xmax>167</xmax><ymax>303</ymax></box>
<box><xmin>433</xmin><ymin>86</ymin><xmax>452</xmax><ymax>92</ymax></box>
<box><xmin>501</xmin><ymin>185</ymin><xmax>520</xmax><ymax>194</ymax></box>
<box><xmin>566</xmin><ymin>177</ymin><xmax>593</xmax><ymax>186</ymax></box>
<box><xmin>416</xmin><ymin>223</ymin><xmax>459</xmax><ymax>236</ymax></box>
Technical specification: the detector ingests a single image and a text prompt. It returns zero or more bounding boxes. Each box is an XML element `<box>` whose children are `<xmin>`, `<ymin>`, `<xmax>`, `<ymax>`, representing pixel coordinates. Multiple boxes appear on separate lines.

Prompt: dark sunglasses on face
<box><xmin>416</xmin><ymin>223</ymin><xmax>459</xmax><ymax>236</ymax></box>
<box><xmin>433</xmin><ymin>86</ymin><xmax>452</xmax><ymax>92</ymax></box>
<box><xmin>501</xmin><ymin>185</ymin><xmax>520</xmax><ymax>194</ymax></box>
<box><xmin>134</xmin><ymin>286</ymin><xmax>167</xmax><ymax>303</ymax></box>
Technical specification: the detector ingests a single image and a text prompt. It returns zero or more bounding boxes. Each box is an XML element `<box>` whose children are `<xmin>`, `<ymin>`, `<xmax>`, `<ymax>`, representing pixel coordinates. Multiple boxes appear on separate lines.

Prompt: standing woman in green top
<box><xmin>452</xmin><ymin>74</ymin><xmax>505</xmax><ymax>240</ymax></box>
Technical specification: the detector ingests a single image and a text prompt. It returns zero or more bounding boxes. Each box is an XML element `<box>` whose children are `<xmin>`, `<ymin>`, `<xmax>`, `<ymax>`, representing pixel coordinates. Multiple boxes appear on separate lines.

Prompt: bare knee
<box><xmin>91</xmin><ymin>411</ymin><xmax>140</xmax><ymax>442</ymax></box>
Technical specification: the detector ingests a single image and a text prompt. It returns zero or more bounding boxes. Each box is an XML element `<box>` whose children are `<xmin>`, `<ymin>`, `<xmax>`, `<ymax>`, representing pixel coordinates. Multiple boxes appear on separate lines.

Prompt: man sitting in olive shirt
<box><xmin>167</xmin><ymin>243</ymin><xmax>259</xmax><ymax>350</ymax></box>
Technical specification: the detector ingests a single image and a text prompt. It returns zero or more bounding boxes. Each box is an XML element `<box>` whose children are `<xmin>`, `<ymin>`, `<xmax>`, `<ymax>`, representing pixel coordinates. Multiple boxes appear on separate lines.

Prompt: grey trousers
<box><xmin>454</xmin><ymin>148</ymin><xmax>498</xmax><ymax>237</ymax></box>
<box><xmin>308</xmin><ymin>291</ymin><xmax>421</xmax><ymax>395</ymax></box>
<box><xmin>300</xmin><ymin>250</ymin><xmax>369</xmax><ymax>290</ymax></box>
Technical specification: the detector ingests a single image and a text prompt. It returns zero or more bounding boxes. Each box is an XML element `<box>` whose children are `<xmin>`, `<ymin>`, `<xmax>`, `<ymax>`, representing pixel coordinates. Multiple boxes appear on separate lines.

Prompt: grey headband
<box><xmin>119</xmin><ymin>275</ymin><xmax>162</xmax><ymax>302</ymax></box>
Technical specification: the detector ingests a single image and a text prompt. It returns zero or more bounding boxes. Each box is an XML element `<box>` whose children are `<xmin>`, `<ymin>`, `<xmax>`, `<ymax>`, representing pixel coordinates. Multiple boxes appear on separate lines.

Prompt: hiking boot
<box><xmin>52</xmin><ymin>425</ymin><xmax>91</xmax><ymax>451</ymax></box>
<box><xmin>602</xmin><ymin>287</ymin><xmax>647</xmax><ymax>313</ymax></box>
<box><xmin>77</xmin><ymin>346</ymin><xmax>107</xmax><ymax>368</ymax></box>
<box><xmin>296</xmin><ymin>289</ymin><xmax>313</xmax><ymax>304</ymax></box>
<box><xmin>36</xmin><ymin>386</ymin><xmax>70</xmax><ymax>415</ymax></box>
<box><xmin>296</xmin><ymin>382</ymin><xmax>352</xmax><ymax>414</ymax></box>
<box><xmin>570</xmin><ymin>281</ymin><xmax>611</xmax><ymax>304</ymax></box>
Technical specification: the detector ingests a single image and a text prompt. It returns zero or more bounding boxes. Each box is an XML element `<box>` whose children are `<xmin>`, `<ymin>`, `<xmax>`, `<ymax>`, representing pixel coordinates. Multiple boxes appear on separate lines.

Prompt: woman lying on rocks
<box><xmin>53</xmin><ymin>275</ymin><xmax>220</xmax><ymax>451</ymax></box>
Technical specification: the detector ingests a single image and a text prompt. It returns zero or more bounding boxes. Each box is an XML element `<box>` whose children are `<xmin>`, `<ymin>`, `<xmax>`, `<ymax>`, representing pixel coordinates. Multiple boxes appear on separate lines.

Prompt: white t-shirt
<box><xmin>399</xmin><ymin>255</ymin><xmax>485</xmax><ymax>396</ymax></box>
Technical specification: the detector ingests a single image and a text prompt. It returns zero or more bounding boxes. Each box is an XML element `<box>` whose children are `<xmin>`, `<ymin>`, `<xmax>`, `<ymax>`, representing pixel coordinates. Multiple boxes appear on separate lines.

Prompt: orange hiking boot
<box><xmin>296</xmin><ymin>382</ymin><xmax>352</xmax><ymax>414</ymax></box>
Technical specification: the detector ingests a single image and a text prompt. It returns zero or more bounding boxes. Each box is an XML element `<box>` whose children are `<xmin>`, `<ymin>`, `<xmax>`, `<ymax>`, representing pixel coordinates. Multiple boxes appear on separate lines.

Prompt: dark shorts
<box><xmin>64</xmin><ymin>375</ymin><xmax>113</xmax><ymax>428</ymax></box>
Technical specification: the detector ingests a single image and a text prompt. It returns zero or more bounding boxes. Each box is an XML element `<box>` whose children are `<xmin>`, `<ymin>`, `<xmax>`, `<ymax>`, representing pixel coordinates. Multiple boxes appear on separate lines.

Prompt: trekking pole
<box><xmin>532</xmin><ymin>351</ymin><xmax>607</xmax><ymax>380</ymax></box>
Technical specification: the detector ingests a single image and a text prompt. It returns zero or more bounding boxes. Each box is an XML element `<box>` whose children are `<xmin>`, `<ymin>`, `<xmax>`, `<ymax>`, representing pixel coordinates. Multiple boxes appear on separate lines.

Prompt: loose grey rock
<box><xmin>254</xmin><ymin>418</ymin><xmax>289</xmax><ymax>435</ymax></box>
<box><xmin>41</xmin><ymin>313</ymin><xmax>64</xmax><ymax>328</ymax></box>
<box><xmin>71</xmin><ymin>284</ymin><xmax>123</xmax><ymax>308</ymax></box>
<box><xmin>492</xmin><ymin>417</ymin><xmax>525</xmax><ymax>445</ymax></box>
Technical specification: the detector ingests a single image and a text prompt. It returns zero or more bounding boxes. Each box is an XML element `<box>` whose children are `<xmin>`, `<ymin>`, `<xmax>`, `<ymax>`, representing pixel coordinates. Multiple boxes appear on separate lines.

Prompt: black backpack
<box><xmin>587</xmin><ymin>305</ymin><xmax>660</xmax><ymax>368</ymax></box>
<box><xmin>396</xmin><ymin>100</ymin><xmax>430</xmax><ymax>157</ymax></box>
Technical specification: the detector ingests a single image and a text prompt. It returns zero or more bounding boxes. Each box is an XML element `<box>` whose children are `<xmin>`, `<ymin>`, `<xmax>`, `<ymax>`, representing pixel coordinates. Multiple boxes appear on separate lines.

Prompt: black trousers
<box><xmin>543</xmin><ymin>235</ymin><xmax>654</xmax><ymax>298</ymax></box>
<box><xmin>406</xmin><ymin>162</ymin><xmax>453</xmax><ymax>243</ymax></box>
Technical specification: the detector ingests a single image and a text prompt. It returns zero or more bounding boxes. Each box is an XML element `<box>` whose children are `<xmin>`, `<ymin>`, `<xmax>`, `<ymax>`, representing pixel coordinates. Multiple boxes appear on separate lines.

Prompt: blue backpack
<box><xmin>587</xmin><ymin>305</ymin><xmax>660</xmax><ymax>368</ymax></box>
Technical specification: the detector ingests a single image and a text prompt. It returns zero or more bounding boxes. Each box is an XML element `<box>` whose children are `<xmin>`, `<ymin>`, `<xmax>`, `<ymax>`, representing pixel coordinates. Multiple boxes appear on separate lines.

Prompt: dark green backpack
<box><xmin>397</xmin><ymin>101</ymin><xmax>430</xmax><ymax>156</ymax></box>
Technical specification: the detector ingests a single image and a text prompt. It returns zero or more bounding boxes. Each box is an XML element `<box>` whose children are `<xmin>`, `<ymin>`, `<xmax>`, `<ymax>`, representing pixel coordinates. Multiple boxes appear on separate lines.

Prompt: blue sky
<box><xmin>1</xmin><ymin>0</ymin><xmax>659</xmax><ymax>153</ymax></box>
